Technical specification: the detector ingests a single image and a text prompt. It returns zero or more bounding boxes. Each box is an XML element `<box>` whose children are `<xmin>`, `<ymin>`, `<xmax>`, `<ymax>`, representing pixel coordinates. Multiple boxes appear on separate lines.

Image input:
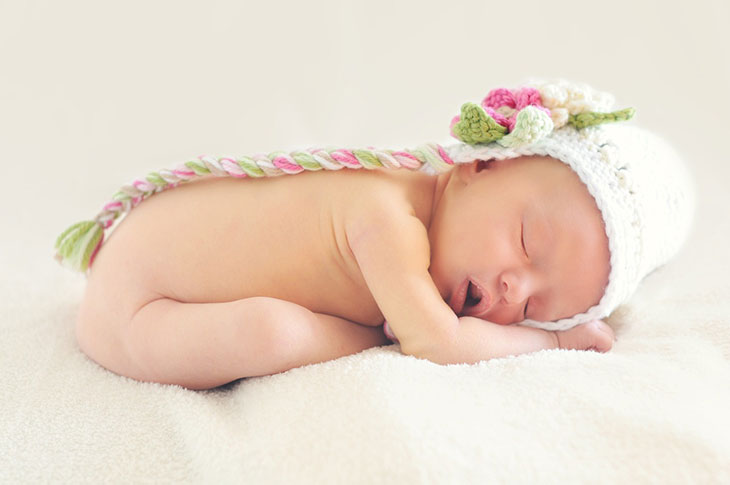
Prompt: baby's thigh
<box><xmin>78</xmin><ymin>286</ymin><xmax>387</xmax><ymax>389</ymax></box>
<box><xmin>76</xmin><ymin>282</ymin><xmax>281</xmax><ymax>387</ymax></box>
<box><xmin>122</xmin><ymin>296</ymin><xmax>385</xmax><ymax>386</ymax></box>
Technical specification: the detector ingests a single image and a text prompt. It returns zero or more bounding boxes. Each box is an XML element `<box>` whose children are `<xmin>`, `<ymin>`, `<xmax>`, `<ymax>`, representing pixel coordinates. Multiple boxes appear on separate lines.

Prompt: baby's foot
<box><xmin>556</xmin><ymin>320</ymin><xmax>615</xmax><ymax>353</ymax></box>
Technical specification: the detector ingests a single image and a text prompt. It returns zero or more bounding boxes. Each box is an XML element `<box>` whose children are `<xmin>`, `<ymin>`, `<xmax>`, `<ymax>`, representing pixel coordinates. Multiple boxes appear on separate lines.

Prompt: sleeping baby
<box><xmin>55</xmin><ymin>79</ymin><xmax>694</xmax><ymax>390</ymax></box>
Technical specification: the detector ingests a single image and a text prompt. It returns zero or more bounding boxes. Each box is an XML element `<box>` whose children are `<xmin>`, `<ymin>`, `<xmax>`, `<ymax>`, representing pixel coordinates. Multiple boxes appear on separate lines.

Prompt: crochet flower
<box><xmin>530</xmin><ymin>78</ymin><xmax>636</xmax><ymax>130</ymax></box>
<box><xmin>450</xmin><ymin>86</ymin><xmax>554</xmax><ymax>148</ymax></box>
<box><xmin>480</xmin><ymin>87</ymin><xmax>551</xmax><ymax>132</ymax></box>
<box><xmin>529</xmin><ymin>78</ymin><xmax>614</xmax><ymax>129</ymax></box>
<box><xmin>450</xmin><ymin>80</ymin><xmax>636</xmax><ymax>148</ymax></box>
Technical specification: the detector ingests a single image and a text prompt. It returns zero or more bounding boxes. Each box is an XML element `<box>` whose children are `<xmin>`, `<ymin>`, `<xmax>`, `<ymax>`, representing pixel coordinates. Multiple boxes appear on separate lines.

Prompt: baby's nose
<box><xmin>499</xmin><ymin>271</ymin><xmax>531</xmax><ymax>304</ymax></box>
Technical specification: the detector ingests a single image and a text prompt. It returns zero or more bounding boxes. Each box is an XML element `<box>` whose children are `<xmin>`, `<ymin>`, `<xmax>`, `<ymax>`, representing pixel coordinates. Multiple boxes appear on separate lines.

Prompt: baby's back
<box><xmin>85</xmin><ymin>168</ymin><xmax>422</xmax><ymax>327</ymax></box>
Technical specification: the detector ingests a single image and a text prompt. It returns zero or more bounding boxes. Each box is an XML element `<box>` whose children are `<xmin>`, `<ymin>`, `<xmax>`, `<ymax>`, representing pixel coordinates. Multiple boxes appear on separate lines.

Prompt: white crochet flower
<box><xmin>526</xmin><ymin>78</ymin><xmax>616</xmax><ymax>129</ymax></box>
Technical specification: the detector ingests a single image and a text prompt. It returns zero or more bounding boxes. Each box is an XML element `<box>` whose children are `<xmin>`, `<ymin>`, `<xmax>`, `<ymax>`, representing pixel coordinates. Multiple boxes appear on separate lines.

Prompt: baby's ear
<box><xmin>475</xmin><ymin>159</ymin><xmax>496</xmax><ymax>173</ymax></box>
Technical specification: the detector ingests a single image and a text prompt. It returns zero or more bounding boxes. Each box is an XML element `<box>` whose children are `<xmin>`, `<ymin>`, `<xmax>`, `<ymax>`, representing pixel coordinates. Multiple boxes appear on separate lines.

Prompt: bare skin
<box><xmin>76</xmin><ymin>156</ymin><xmax>614</xmax><ymax>390</ymax></box>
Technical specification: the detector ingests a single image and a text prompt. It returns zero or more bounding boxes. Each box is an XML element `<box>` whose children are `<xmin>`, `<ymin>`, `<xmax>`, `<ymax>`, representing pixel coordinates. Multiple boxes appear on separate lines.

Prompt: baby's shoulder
<box><xmin>334</xmin><ymin>170</ymin><xmax>426</xmax><ymax>253</ymax></box>
<box><xmin>335</xmin><ymin>169</ymin><xmax>415</xmax><ymax>219</ymax></box>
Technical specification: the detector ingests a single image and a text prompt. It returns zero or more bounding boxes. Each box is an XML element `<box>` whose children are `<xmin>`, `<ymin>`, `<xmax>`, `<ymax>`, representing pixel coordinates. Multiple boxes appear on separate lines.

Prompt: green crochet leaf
<box><xmin>568</xmin><ymin>107</ymin><xmax>636</xmax><ymax>129</ymax></box>
<box><xmin>496</xmin><ymin>106</ymin><xmax>554</xmax><ymax>148</ymax></box>
<box><xmin>452</xmin><ymin>102</ymin><xmax>507</xmax><ymax>145</ymax></box>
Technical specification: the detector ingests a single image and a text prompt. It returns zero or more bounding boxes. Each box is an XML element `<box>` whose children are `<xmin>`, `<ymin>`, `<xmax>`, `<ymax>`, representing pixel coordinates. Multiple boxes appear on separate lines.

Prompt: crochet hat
<box><xmin>440</xmin><ymin>78</ymin><xmax>695</xmax><ymax>331</ymax></box>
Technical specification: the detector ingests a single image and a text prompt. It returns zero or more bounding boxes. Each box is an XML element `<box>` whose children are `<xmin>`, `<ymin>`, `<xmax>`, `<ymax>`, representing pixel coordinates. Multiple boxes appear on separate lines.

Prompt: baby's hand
<box><xmin>555</xmin><ymin>320</ymin><xmax>615</xmax><ymax>353</ymax></box>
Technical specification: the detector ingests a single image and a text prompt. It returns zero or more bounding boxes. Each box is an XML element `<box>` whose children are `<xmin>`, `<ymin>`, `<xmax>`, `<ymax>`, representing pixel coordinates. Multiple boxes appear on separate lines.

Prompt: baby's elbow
<box><xmin>399</xmin><ymin>327</ymin><xmax>458</xmax><ymax>365</ymax></box>
<box><xmin>400</xmin><ymin>339</ymin><xmax>431</xmax><ymax>361</ymax></box>
<box><xmin>401</xmin><ymin>343</ymin><xmax>456</xmax><ymax>365</ymax></box>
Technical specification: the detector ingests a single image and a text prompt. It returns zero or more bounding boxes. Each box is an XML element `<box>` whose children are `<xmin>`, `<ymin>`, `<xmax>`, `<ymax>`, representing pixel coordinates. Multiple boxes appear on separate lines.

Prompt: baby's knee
<box><xmin>239</xmin><ymin>297</ymin><xmax>319</xmax><ymax>361</ymax></box>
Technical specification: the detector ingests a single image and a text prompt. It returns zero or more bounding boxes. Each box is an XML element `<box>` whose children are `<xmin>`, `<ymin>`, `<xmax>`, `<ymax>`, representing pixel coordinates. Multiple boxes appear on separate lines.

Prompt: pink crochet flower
<box><xmin>480</xmin><ymin>87</ymin><xmax>551</xmax><ymax>132</ymax></box>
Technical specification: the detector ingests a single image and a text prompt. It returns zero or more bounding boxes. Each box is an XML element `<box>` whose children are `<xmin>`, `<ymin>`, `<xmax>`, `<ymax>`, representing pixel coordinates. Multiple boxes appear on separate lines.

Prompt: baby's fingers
<box><xmin>585</xmin><ymin>319</ymin><xmax>615</xmax><ymax>353</ymax></box>
<box><xmin>557</xmin><ymin>320</ymin><xmax>615</xmax><ymax>353</ymax></box>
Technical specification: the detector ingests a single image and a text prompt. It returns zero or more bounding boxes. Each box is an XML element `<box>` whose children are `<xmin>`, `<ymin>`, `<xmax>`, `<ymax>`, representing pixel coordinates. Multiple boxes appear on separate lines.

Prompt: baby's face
<box><xmin>428</xmin><ymin>155</ymin><xmax>610</xmax><ymax>325</ymax></box>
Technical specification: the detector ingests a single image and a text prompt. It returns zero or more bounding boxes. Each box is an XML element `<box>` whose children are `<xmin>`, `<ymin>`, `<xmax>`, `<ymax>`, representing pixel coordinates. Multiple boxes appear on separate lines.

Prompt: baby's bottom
<box><xmin>77</xmin><ymin>296</ymin><xmax>389</xmax><ymax>390</ymax></box>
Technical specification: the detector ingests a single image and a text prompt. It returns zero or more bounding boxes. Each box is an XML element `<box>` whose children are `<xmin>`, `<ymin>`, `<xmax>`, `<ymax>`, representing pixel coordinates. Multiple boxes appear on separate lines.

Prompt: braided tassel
<box><xmin>54</xmin><ymin>144</ymin><xmax>455</xmax><ymax>273</ymax></box>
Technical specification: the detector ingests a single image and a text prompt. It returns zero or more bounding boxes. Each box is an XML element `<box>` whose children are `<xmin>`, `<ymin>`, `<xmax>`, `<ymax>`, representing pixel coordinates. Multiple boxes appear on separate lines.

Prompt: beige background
<box><xmin>1</xmin><ymin>0</ymin><xmax>728</xmax><ymax>223</ymax></box>
<box><xmin>1</xmin><ymin>1</ymin><xmax>729</xmax><ymax>482</ymax></box>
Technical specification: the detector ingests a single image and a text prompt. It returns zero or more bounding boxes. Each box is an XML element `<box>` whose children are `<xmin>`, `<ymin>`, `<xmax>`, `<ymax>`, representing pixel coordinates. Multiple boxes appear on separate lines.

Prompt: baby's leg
<box><xmin>108</xmin><ymin>297</ymin><xmax>388</xmax><ymax>390</ymax></box>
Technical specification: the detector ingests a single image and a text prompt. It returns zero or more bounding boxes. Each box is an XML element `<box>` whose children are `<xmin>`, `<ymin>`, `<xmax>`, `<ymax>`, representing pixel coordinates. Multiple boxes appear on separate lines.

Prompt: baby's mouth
<box><xmin>449</xmin><ymin>279</ymin><xmax>468</xmax><ymax>315</ymax></box>
<box><xmin>462</xmin><ymin>279</ymin><xmax>491</xmax><ymax>318</ymax></box>
<box><xmin>450</xmin><ymin>278</ymin><xmax>488</xmax><ymax>316</ymax></box>
<box><xmin>464</xmin><ymin>280</ymin><xmax>481</xmax><ymax>307</ymax></box>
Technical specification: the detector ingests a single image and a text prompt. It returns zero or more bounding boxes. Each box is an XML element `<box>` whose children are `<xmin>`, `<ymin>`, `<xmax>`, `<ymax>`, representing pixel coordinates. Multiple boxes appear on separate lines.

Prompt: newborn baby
<box><xmin>56</xmin><ymin>79</ymin><xmax>694</xmax><ymax>390</ymax></box>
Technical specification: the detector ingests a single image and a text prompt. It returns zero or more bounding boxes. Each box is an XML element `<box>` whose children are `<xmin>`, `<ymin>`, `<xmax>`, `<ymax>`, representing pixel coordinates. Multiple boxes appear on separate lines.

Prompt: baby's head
<box><xmin>431</xmin><ymin>79</ymin><xmax>695</xmax><ymax>331</ymax></box>
<box><xmin>429</xmin><ymin>154</ymin><xmax>611</xmax><ymax>327</ymax></box>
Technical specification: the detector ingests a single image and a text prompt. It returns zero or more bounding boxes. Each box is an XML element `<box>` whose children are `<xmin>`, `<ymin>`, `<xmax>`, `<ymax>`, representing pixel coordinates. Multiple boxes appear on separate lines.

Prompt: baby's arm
<box><xmin>347</xmin><ymin>210</ymin><xmax>457</xmax><ymax>358</ymax></box>
<box><xmin>435</xmin><ymin>316</ymin><xmax>614</xmax><ymax>364</ymax></box>
<box><xmin>347</xmin><ymin>209</ymin><xmax>613</xmax><ymax>364</ymax></box>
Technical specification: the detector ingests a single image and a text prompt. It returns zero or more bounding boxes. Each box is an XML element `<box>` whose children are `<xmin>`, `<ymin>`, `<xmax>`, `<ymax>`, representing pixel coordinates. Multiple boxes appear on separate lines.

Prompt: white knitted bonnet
<box><xmin>438</xmin><ymin>79</ymin><xmax>695</xmax><ymax>331</ymax></box>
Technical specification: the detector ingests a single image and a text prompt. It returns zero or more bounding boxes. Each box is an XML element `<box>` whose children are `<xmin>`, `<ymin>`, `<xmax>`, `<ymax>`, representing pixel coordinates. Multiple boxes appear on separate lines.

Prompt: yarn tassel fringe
<box><xmin>54</xmin><ymin>220</ymin><xmax>105</xmax><ymax>273</ymax></box>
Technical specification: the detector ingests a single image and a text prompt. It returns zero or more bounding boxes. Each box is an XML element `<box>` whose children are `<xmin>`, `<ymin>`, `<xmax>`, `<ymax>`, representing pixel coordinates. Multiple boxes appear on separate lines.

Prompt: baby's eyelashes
<box><xmin>520</xmin><ymin>220</ymin><xmax>528</xmax><ymax>257</ymax></box>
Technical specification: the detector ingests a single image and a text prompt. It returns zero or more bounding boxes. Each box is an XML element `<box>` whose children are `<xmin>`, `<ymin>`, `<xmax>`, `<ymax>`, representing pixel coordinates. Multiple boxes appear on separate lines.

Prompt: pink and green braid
<box><xmin>54</xmin><ymin>143</ymin><xmax>455</xmax><ymax>273</ymax></box>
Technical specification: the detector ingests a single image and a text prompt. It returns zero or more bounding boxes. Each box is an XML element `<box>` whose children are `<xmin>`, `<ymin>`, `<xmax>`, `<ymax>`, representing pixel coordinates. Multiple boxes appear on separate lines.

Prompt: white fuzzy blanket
<box><xmin>2</xmin><ymin>168</ymin><xmax>729</xmax><ymax>483</ymax></box>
